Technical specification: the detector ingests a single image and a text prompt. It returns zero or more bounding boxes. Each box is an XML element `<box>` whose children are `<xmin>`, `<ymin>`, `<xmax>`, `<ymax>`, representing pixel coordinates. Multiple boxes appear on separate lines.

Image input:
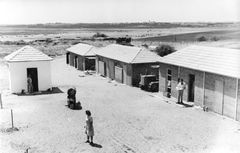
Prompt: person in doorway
<box><xmin>27</xmin><ymin>75</ymin><xmax>33</xmax><ymax>93</ymax></box>
<box><xmin>85</xmin><ymin>110</ymin><xmax>94</xmax><ymax>144</ymax></box>
<box><xmin>176</xmin><ymin>79</ymin><xmax>186</xmax><ymax>104</ymax></box>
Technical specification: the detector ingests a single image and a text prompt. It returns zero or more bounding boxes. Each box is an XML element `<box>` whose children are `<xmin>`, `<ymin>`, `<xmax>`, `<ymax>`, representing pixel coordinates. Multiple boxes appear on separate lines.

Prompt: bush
<box><xmin>154</xmin><ymin>44</ymin><xmax>175</xmax><ymax>57</ymax></box>
<box><xmin>197</xmin><ymin>36</ymin><xmax>207</xmax><ymax>42</ymax></box>
<box><xmin>93</xmin><ymin>32</ymin><xmax>108</xmax><ymax>38</ymax></box>
<box><xmin>210</xmin><ymin>36</ymin><xmax>219</xmax><ymax>41</ymax></box>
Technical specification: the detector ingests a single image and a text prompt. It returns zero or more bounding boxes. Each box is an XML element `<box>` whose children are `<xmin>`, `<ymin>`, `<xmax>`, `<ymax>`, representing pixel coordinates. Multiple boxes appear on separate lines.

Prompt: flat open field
<box><xmin>0</xmin><ymin>23</ymin><xmax>240</xmax><ymax>58</ymax></box>
<box><xmin>1</xmin><ymin>57</ymin><xmax>240</xmax><ymax>153</ymax></box>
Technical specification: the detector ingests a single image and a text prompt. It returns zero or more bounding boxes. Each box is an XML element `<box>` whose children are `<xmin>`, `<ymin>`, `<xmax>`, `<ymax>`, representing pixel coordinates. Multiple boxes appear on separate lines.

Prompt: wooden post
<box><xmin>178</xmin><ymin>66</ymin><xmax>180</xmax><ymax>78</ymax></box>
<box><xmin>222</xmin><ymin>79</ymin><xmax>225</xmax><ymax>115</ymax></box>
<box><xmin>83</xmin><ymin>58</ymin><xmax>86</xmax><ymax>71</ymax></box>
<box><xmin>235</xmin><ymin>78</ymin><xmax>239</xmax><ymax>120</ymax></box>
<box><xmin>202</xmin><ymin>72</ymin><xmax>206</xmax><ymax>107</ymax></box>
<box><xmin>0</xmin><ymin>93</ymin><xmax>2</xmax><ymax>109</ymax></box>
<box><xmin>11</xmin><ymin>109</ymin><xmax>14</xmax><ymax>128</ymax></box>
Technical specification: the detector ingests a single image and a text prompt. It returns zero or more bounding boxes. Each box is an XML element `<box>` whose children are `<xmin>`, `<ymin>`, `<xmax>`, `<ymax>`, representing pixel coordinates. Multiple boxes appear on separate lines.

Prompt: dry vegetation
<box><xmin>0</xmin><ymin>22</ymin><xmax>240</xmax><ymax>58</ymax></box>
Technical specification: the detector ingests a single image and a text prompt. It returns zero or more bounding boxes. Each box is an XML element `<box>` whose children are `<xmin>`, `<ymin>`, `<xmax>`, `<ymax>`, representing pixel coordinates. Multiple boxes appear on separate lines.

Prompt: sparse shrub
<box><xmin>116</xmin><ymin>37</ymin><xmax>132</xmax><ymax>45</ymax></box>
<box><xmin>154</xmin><ymin>44</ymin><xmax>175</xmax><ymax>57</ymax></box>
<box><xmin>142</xmin><ymin>44</ymin><xmax>149</xmax><ymax>48</ymax></box>
<box><xmin>16</xmin><ymin>40</ymin><xmax>28</xmax><ymax>45</ymax></box>
<box><xmin>210</xmin><ymin>36</ymin><xmax>219</xmax><ymax>41</ymax></box>
<box><xmin>197</xmin><ymin>36</ymin><xmax>207</xmax><ymax>42</ymax></box>
<box><xmin>71</xmin><ymin>41</ymin><xmax>80</xmax><ymax>45</ymax></box>
<box><xmin>93</xmin><ymin>32</ymin><xmax>108</xmax><ymax>38</ymax></box>
<box><xmin>3</xmin><ymin>41</ymin><xmax>12</xmax><ymax>45</ymax></box>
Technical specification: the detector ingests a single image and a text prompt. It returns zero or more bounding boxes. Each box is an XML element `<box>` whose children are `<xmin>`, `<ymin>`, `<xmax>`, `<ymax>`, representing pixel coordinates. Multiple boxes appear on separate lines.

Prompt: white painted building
<box><xmin>4</xmin><ymin>46</ymin><xmax>53</xmax><ymax>93</ymax></box>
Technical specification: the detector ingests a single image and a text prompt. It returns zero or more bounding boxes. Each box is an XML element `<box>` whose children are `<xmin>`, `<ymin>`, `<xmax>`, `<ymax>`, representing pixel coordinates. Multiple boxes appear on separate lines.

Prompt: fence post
<box><xmin>11</xmin><ymin>109</ymin><xmax>14</xmax><ymax>128</ymax></box>
<box><xmin>0</xmin><ymin>93</ymin><xmax>2</xmax><ymax>109</ymax></box>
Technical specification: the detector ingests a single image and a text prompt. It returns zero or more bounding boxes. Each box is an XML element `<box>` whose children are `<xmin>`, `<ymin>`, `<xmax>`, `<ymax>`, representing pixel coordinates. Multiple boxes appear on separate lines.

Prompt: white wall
<box><xmin>8</xmin><ymin>61</ymin><xmax>52</xmax><ymax>93</ymax></box>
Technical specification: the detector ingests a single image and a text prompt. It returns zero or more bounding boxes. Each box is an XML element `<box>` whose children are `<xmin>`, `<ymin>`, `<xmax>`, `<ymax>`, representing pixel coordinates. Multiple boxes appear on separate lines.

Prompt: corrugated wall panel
<box><xmin>223</xmin><ymin>77</ymin><xmax>236</xmax><ymax>119</ymax></box>
<box><xmin>205</xmin><ymin>73</ymin><xmax>223</xmax><ymax>115</ymax></box>
<box><xmin>99</xmin><ymin>61</ymin><xmax>106</xmax><ymax>76</ymax></box>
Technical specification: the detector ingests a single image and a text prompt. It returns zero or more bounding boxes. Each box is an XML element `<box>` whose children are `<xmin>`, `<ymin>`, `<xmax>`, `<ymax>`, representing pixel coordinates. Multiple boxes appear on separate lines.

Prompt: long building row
<box><xmin>66</xmin><ymin>43</ymin><xmax>240</xmax><ymax>121</ymax></box>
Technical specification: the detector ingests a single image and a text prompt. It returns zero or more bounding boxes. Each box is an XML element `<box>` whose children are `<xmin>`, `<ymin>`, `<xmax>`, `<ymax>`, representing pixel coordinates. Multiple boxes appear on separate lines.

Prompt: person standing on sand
<box><xmin>85</xmin><ymin>110</ymin><xmax>94</xmax><ymax>144</ymax></box>
<box><xmin>176</xmin><ymin>79</ymin><xmax>186</xmax><ymax>104</ymax></box>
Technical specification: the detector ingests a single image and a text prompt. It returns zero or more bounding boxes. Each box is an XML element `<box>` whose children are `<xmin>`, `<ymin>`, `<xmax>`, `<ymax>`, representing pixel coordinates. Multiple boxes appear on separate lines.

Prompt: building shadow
<box><xmin>181</xmin><ymin>103</ymin><xmax>194</xmax><ymax>108</ymax></box>
<box><xmin>90</xmin><ymin>142</ymin><xmax>102</xmax><ymax>148</ymax></box>
<box><xmin>15</xmin><ymin>87</ymin><xmax>63</xmax><ymax>96</ymax></box>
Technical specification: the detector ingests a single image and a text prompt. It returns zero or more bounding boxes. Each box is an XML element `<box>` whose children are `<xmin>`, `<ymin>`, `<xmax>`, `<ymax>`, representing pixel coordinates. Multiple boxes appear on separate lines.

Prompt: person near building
<box><xmin>27</xmin><ymin>75</ymin><xmax>33</xmax><ymax>93</ymax></box>
<box><xmin>176</xmin><ymin>79</ymin><xmax>186</xmax><ymax>104</ymax></box>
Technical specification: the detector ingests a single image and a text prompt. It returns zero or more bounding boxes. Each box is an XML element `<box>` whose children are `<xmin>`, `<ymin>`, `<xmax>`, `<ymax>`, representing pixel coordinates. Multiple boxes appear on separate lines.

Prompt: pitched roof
<box><xmin>66</xmin><ymin>43</ymin><xmax>95</xmax><ymax>56</ymax></box>
<box><xmin>162</xmin><ymin>45</ymin><xmax>240</xmax><ymax>78</ymax></box>
<box><xmin>4</xmin><ymin>46</ymin><xmax>52</xmax><ymax>62</ymax></box>
<box><xmin>95</xmin><ymin>44</ymin><xmax>162</xmax><ymax>64</ymax></box>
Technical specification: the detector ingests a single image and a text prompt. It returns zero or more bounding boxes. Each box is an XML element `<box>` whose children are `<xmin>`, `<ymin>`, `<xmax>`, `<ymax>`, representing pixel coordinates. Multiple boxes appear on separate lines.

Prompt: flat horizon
<box><xmin>0</xmin><ymin>0</ymin><xmax>239</xmax><ymax>25</ymax></box>
<box><xmin>0</xmin><ymin>21</ymin><xmax>239</xmax><ymax>26</ymax></box>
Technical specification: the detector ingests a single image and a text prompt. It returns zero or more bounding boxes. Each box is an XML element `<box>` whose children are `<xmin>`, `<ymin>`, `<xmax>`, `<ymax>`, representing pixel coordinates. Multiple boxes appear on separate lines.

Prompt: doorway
<box><xmin>66</xmin><ymin>52</ymin><xmax>70</xmax><ymax>64</ymax></box>
<box><xmin>27</xmin><ymin>68</ymin><xmax>39</xmax><ymax>92</ymax></box>
<box><xmin>74</xmin><ymin>56</ymin><xmax>78</xmax><ymax>69</ymax></box>
<box><xmin>188</xmin><ymin>74</ymin><xmax>195</xmax><ymax>102</ymax></box>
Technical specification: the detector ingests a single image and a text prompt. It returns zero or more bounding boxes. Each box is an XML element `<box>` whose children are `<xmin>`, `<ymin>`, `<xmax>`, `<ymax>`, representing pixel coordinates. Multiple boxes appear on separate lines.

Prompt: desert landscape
<box><xmin>0</xmin><ymin>22</ymin><xmax>240</xmax><ymax>153</ymax></box>
<box><xmin>0</xmin><ymin>22</ymin><xmax>240</xmax><ymax>58</ymax></box>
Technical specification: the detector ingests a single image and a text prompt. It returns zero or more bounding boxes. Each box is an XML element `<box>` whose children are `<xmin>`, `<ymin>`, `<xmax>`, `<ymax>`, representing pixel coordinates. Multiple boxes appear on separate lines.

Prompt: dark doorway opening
<box><xmin>85</xmin><ymin>58</ymin><xmax>95</xmax><ymax>70</ymax></box>
<box><xmin>66</xmin><ymin>52</ymin><xmax>70</xmax><ymax>64</ymax></box>
<box><xmin>74</xmin><ymin>56</ymin><xmax>78</xmax><ymax>69</ymax></box>
<box><xmin>166</xmin><ymin>69</ymin><xmax>172</xmax><ymax>98</ymax></box>
<box><xmin>27</xmin><ymin>68</ymin><xmax>39</xmax><ymax>92</ymax></box>
<box><xmin>188</xmin><ymin>74</ymin><xmax>195</xmax><ymax>102</ymax></box>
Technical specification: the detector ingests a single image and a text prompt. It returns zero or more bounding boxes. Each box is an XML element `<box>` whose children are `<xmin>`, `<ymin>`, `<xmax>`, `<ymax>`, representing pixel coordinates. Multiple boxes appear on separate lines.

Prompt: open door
<box><xmin>99</xmin><ymin>61</ymin><xmax>106</xmax><ymax>76</ymax></box>
<box><xmin>27</xmin><ymin>68</ymin><xmax>39</xmax><ymax>92</ymax></box>
<box><xmin>66</xmin><ymin>52</ymin><xmax>70</xmax><ymax>64</ymax></box>
<box><xmin>74</xmin><ymin>56</ymin><xmax>78</xmax><ymax>69</ymax></box>
<box><xmin>188</xmin><ymin>74</ymin><xmax>195</xmax><ymax>102</ymax></box>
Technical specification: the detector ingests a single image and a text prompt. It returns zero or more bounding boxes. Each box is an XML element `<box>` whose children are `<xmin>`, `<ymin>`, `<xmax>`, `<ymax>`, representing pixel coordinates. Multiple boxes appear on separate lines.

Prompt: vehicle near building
<box><xmin>139</xmin><ymin>75</ymin><xmax>159</xmax><ymax>92</ymax></box>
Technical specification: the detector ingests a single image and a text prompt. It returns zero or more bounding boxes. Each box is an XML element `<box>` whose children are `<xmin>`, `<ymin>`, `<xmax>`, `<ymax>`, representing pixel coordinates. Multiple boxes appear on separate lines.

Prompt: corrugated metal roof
<box><xmin>66</xmin><ymin>43</ymin><xmax>95</xmax><ymax>56</ymax></box>
<box><xmin>95</xmin><ymin>44</ymin><xmax>162</xmax><ymax>64</ymax></box>
<box><xmin>4</xmin><ymin>46</ymin><xmax>52</xmax><ymax>62</ymax></box>
<box><xmin>162</xmin><ymin>45</ymin><xmax>240</xmax><ymax>78</ymax></box>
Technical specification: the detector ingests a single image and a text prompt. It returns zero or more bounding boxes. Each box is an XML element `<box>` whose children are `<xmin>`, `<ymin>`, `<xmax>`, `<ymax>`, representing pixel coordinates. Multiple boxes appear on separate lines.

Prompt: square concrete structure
<box><xmin>95</xmin><ymin>44</ymin><xmax>162</xmax><ymax>87</ymax></box>
<box><xmin>4</xmin><ymin>46</ymin><xmax>53</xmax><ymax>93</ymax></box>
<box><xmin>66</xmin><ymin>43</ymin><xmax>97</xmax><ymax>71</ymax></box>
<box><xmin>159</xmin><ymin>45</ymin><xmax>240</xmax><ymax>120</ymax></box>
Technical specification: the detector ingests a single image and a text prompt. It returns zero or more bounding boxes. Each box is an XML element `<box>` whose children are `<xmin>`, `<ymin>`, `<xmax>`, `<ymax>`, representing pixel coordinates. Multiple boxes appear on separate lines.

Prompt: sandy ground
<box><xmin>1</xmin><ymin>57</ymin><xmax>240</xmax><ymax>153</ymax></box>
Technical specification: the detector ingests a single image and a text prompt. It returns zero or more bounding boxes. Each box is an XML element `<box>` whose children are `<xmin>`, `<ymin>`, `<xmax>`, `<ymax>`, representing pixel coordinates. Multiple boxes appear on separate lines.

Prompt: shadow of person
<box><xmin>90</xmin><ymin>142</ymin><xmax>103</xmax><ymax>148</ymax></box>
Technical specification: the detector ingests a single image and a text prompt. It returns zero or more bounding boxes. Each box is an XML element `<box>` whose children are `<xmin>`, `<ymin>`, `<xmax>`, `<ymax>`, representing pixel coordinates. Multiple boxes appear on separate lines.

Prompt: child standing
<box><xmin>85</xmin><ymin>110</ymin><xmax>94</xmax><ymax>144</ymax></box>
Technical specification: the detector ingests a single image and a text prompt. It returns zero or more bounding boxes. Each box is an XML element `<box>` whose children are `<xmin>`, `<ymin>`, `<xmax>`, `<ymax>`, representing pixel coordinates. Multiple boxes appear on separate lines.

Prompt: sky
<box><xmin>0</xmin><ymin>0</ymin><xmax>239</xmax><ymax>25</ymax></box>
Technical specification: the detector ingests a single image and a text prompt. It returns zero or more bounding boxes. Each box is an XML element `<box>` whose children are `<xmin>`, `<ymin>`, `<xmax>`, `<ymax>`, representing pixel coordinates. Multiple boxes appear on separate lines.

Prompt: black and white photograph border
<box><xmin>0</xmin><ymin>0</ymin><xmax>240</xmax><ymax>153</ymax></box>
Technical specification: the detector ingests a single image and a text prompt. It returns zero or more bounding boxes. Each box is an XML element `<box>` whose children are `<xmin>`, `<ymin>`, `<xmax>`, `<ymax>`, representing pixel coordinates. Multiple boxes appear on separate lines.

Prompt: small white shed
<box><xmin>4</xmin><ymin>46</ymin><xmax>53</xmax><ymax>93</ymax></box>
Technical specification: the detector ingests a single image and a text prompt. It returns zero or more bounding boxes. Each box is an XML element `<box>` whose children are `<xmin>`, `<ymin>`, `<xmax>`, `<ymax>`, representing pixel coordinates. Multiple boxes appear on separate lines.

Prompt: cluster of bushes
<box><xmin>0</xmin><ymin>40</ymin><xmax>29</xmax><ymax>45</ymax></box>
<box><xmin>197</xmin><ymin>36</ymin><xmax>219</xmax><ymax>42</ymax></box>
<box><xmin>154</xmin><ymin>44</ymin><xmax>175</xmax><ymax>57</ymax></box>
<box><xmin>116</xmin><ymin>37</ymin><xmax>132</xmax><ymax>44</ymax></box>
